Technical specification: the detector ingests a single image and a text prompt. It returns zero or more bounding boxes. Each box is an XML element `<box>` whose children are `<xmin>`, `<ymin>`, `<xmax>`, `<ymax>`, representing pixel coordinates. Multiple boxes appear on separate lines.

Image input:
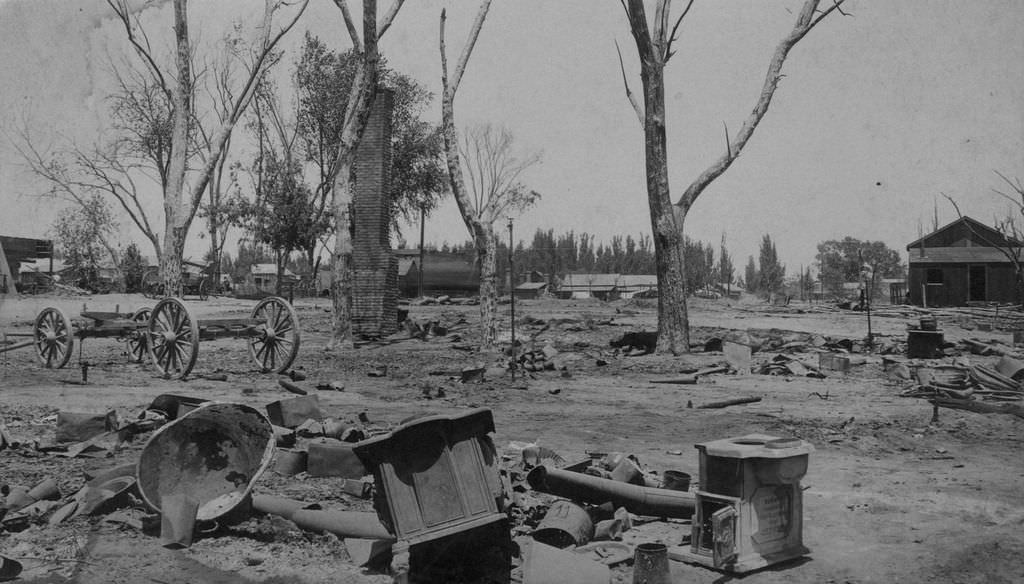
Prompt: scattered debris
<box><xmin>275</xmin><ymin>378</ymin><xmax>305</xmax><ymax>395</ymax></box>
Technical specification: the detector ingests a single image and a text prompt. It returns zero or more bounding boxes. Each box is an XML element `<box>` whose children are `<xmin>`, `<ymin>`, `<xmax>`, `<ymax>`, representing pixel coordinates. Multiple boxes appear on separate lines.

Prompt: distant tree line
<box><xmin>426</xmin><ymin>229</ymin><xmax>736</xmax><ymax>295</ymax></box>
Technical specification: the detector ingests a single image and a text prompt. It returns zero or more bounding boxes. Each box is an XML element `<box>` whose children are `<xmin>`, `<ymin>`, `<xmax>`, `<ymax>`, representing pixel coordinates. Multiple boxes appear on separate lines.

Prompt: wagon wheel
<box><xmin>126</xmin><ymin>307</ymin><xmax>151</xmax><ymax>363</ymax></box>
<box><xmin>147</xmin><ymin>297</ymin><xmax>199</xmax><ymax>379</ymax></box>
<box><xmin>142</xmin><ymin>271</ymin><xmax>162</xmax><ymax>300</ymax></box>
<box><xmin>197</xmin><ymin>278</ymin><xmax>209</xmax><ymax>301</ymax></box>
<box><xmin>34</xmin><ymin>307</ymin><xmax>74</xmax><ymax>369</ymax></box>
<box><xmin>249</xmin><ymin>296</ymin><xmax>300</xmax><ymax>374</ymax></box>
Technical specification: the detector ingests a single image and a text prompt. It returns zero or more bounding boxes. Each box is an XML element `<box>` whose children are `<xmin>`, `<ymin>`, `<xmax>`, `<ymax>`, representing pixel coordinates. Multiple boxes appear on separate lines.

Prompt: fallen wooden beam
<box><xmin>929</xmin><ymin>397</ymin><xmax>1024</xmax><ymax>419</ymax></box>
<box><xmin>649</xmin><ymin>376</ymin><xmax>698</xmax><ymax>385</ymax></box>
<box><xmin>697</xmin><ymin>396</ymin><xmax>762</xmax><ymax>409</ymax></box>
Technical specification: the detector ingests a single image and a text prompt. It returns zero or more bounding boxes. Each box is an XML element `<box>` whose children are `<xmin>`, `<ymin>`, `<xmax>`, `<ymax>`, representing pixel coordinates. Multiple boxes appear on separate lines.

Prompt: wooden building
<box><xmin>906</xmin><ymin>216</ymin><xmax>1022</xmax><ymax>307</ymax></box>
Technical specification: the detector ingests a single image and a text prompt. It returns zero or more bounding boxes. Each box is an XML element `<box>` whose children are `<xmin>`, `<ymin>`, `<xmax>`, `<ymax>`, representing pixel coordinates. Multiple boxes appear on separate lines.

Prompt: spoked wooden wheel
<box><xmin>198</xmin><ymin>279</ymin><xmax>209</xmax><ymax>301</ymax></box>
<box><xmin>249</xmin><ymin>296</ymin><xmax>300</xmax><ymax>374</ymax></box>
<box><xmin>147</xmin><ymin>297</ymin><xmax>199</xmax><ymax>379</ymax></box>
<box><xmin>34</xmin><ymin>307</ymin><xmax>73</xmax><ymax>369</ymax></box>
<box><xmin>127</xmin><ymin>307</ymin><xmax>152</xmax><ymax>363</ymax></box>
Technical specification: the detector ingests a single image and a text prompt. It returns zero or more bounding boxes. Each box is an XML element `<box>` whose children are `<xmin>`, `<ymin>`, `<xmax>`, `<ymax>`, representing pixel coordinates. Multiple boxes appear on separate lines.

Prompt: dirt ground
<box><xmin>1</xmin><ymin>292</ymin><xmax>1023</xmax><ymax>583</ymax></box>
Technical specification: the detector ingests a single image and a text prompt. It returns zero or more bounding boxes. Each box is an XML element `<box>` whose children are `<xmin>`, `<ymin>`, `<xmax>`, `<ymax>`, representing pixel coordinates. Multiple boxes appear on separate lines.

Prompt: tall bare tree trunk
<box><xmin>162</xmin><ymin>0</ymin><xmax>193</xmax><ymax>298</ymax></box>
<box><xmin>620</xmin><ymin>0</ymin><xmax>847</xmax><ymax>354</ymax></box>
<box><xmin>477</xmin><ymin>224</ymin><xmax>499</xmax><ymax>346</ymax></box>
<box><xmin>331</xmin><ymin>158</ymin><xmax>357</xmax><ymax>348</ymax></box>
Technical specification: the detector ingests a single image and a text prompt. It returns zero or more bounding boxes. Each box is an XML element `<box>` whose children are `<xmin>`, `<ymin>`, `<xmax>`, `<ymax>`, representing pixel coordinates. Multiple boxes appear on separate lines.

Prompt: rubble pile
<box><xmin>4</xmin><ymin>391</ymin><xmax>811</xmax><ymax>583</ymax></box>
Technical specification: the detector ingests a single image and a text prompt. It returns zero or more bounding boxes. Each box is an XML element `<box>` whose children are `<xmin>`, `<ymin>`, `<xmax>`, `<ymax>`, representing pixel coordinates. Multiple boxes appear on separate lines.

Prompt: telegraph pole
<box><xmin>508</xmin><ymin>217</ymin><xmax>516</xmax><ymax>380</ymax></box>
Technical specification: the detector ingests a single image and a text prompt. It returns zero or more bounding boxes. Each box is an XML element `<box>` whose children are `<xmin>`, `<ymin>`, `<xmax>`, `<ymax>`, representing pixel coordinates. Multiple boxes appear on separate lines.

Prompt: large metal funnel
<box><xmin>137</xmin><ymin>402</ymin><xmax>275</xmax><ymax>522</ymax></box>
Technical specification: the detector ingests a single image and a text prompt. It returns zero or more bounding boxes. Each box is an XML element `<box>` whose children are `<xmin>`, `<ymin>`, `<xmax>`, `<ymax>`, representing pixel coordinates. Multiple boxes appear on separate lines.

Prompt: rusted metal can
<box><xmin>532</xmin><ymin>499</ymin><xmax>594</xmax><ymax>549</ymax></box>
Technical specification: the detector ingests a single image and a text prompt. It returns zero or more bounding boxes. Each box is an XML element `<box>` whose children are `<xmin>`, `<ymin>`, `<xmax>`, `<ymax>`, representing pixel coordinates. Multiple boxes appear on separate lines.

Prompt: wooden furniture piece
<box><xmin>354</xmin><ymin>408</ymin><xmax>509</xmax><ymax>583</ymax></box>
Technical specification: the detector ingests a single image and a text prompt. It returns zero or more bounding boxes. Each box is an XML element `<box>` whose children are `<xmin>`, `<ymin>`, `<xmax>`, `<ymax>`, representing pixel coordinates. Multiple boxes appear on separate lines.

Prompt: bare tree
<box><xmin>618</xmin><ymin>0</ymin><xmax>849</xmax><ymax>353</ymax></box>
<box><xmin>18</xmin><ymin>0</ymin><xmax>308</xmax><ymax>297</ymax></box>
<box><xmin>458</xmin><ymin>124</ymin><xmax>540</xmax><ymax>345</ymax></box>
<box><xmin>441</xmin><ymin>1</ymin><xmax>530</xmax><ymax>349</ymax></box>
<box><xmin>325</xmin><ymin>0</ymin><xmax>406</xmax><ymax>350</ymax></box>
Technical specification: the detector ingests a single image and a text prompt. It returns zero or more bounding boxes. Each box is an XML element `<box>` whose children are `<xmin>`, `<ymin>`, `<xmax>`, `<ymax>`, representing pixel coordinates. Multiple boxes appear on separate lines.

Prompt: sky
<box><xmin>0</xmin><ymin>0</ymin><xmax>1022</xmax><ymax>274</ymax></box>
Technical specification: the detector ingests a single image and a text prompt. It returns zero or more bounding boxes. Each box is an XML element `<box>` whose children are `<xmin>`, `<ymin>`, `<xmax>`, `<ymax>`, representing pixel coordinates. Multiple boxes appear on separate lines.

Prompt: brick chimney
<box><xmin>352</xmin><ymin>89</ymin><xmax>398</xmax><ymax>337</ymax></box>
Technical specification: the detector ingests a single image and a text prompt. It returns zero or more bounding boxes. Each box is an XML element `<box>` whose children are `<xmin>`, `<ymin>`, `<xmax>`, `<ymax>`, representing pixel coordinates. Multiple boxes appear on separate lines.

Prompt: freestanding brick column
<box><xmin>352</xmin><ymin>89</ymin><xmax>398</xmax><ymax>337</ymax></box>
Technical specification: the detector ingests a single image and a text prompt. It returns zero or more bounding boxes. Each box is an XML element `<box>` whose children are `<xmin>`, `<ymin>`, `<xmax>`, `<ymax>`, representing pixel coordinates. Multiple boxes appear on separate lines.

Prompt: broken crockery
<box><xmin>137</xmin><ymin>402</ymin><xmax>275</xmax><ymax>524</ymax></box>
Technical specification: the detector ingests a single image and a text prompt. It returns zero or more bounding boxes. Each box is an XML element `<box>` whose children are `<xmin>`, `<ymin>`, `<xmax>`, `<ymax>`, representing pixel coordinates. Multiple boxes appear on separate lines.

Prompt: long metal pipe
<box><xmin>527</xmin><ymin>466</ymin><xmax>695</xmax><ymax>519</ymax></box>
<box><xmin>252</xmin><ymin>494</ymin><xmax>394</xmax><ymax>541</ymax></box>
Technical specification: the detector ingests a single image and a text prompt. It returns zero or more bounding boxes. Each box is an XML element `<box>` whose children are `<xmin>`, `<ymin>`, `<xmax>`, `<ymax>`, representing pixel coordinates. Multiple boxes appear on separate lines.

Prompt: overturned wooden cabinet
<box><xmin>676</xmin><ymin>433</ymin><xmax>813</xmax><ymax>573</ymax></box>
<box><xmin>353</xmin><ymin>408</ymin><xmax>510</xmax><ymax>583</ymax></box>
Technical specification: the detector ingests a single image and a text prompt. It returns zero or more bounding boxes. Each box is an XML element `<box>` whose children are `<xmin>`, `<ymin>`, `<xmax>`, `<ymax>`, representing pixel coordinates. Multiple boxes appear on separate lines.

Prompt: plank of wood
<box><xmin>696</xmin><ymin>396</ymin><xmax>762</xmax><ymax>409</ymax></box>
<box><xmin>929</xmin><ymin>397</ymin><xmax>1024</xmax><ymax>419</ymax></box>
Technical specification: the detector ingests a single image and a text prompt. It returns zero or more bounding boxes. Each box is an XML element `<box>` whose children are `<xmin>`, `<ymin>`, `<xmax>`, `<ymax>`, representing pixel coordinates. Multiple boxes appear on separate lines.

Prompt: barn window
<box><xmin>926</xmin><ymin>269</ymin><xmax>943</xmax><ymax>284</ymax></box>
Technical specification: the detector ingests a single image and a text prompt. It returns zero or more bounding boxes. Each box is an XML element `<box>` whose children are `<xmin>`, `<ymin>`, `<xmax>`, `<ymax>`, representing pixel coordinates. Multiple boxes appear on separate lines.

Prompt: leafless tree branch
<box><xmin>615</xmin><ymin>40</ymin><xmax>644</xmax><ymax>126</ymax></box>
<box><xmin>676</xmin><ymin>0</ymin><xmax>847</xmax><ymax>211</ymax></box>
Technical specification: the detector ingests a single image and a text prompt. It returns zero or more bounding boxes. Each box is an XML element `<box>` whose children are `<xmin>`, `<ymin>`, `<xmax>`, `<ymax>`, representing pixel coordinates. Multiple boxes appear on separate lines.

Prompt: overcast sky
<box><xmin>0</xmin><ymin>0</ymin><xmax>1022</xmax><ymax>272</ymax></box>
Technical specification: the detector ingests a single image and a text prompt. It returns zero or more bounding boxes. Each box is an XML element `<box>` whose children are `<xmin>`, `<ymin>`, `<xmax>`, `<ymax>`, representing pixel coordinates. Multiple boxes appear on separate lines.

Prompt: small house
<box><xmin>557</xmin><ymin>273</ymin><xmax>620</xmax><ymax>301</ymax></box>
<box><xmin>617</xmin><ymin>275</ymin><xmax>658</xmax><ymax>299</ymax></box>
<box><xmin>513</xmin><ymin>281</ymin><xmax>548</xmax><ymax>300</ymax></box>
<box><xmin>906</xmin><ymin>216</ymin><xmax>1022</xmax><ymax>306</ymax></box>
<box><xmin>237</xmin><ymin>263</ymin><xmax>298</xmax><ymax>297</ymax></box>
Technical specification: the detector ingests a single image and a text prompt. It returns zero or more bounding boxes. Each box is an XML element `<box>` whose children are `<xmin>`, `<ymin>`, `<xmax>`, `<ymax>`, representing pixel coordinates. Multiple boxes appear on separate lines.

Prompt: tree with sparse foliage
<box><xmin>120</xmin><ymin>242</ymin><xmax>148</xmax><ymax>293</ymax></box>
<box><xmin>51</xmin><ymin>194</ymin><xmax>119</xmax><ymax>290</ymax></box>
<box><xmin>758</xmin><ymin>234</ymin><xmax>786</xmax><ymax>295</ymax></box>
<box><xmin>439</xmin><ymin>2</ymin><xmax>544</xmax><ymax>349</ymax></box>
<box><xmin>17</xmin><ymin>0</ymin><xmax>309</xmax><ymax>297</ymax></box>
<box><xmin>816</xmin><ymin>237</ymin><xmax>903</xmax><ymax>297</ymax></box>
<box><xmin>293</xmin><ymin>33</ymin><xmax>446</xmax><ymax>275</ymax></box>
<box><xmin>744</xmin><ymin>256</ymin><xmax>758</xmax><ymax>293</ymax></box>
<box><xmin>617</xmin><ymin>0</ymin><xmax>850</xmax><ymax>353</ymax></box>
<box><xmin>718</xmin><ymin>233</ymin><xmax>734</xmax><ymax>293</ymax></box>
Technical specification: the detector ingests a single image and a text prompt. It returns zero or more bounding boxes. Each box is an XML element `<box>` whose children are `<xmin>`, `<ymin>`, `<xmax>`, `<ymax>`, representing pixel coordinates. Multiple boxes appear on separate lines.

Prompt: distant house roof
<box><xmin>515</xmin><ymin>282</ymin><xmax>547</xmax><ymax>290</ymax></box>
<box><xmin>561</xmin><ymin>273</ymin><xmax>620</xmax><ymax>291</ymax></box>
<box><xmin>251</xmin><ymin>263</ymin><xmax>296</xmax><ymax>278</ymax></box>
<box><xmin>617</xmin><ymin>275</ymin><xmax>658</xmax><ymax>290</ymax></box>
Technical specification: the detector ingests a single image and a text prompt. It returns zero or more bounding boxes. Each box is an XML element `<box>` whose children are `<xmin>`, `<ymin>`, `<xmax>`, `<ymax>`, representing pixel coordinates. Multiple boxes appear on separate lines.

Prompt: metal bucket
<box><xmin>137</xmin><ymin>402</ymin><xmax>275</xmax><ymax>522</ymax></box>
<box><xmin>632</xmin><ymin>542</ymin><xmax>671</xmax><ymax>584</ymax></box>
<box><xmin>532</xmin><ymin>499</ymin><xmax>594</xmax><ymax>549</ymax></box>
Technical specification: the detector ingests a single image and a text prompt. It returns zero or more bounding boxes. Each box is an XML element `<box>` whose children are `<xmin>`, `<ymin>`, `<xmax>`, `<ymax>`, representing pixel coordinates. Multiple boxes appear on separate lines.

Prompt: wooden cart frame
<box><xmin>28</xmin><ymin>296</ymin><xmax>300</xmax><ymax>379</ymax></box>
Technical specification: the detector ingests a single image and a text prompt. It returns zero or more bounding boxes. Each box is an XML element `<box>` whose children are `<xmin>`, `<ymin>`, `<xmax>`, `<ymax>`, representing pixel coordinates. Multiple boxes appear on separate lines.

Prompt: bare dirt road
<box><xmin>1</xmin><ymin>293</ymin><xmax>1022</xmax><ymax>583</ymax></box>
